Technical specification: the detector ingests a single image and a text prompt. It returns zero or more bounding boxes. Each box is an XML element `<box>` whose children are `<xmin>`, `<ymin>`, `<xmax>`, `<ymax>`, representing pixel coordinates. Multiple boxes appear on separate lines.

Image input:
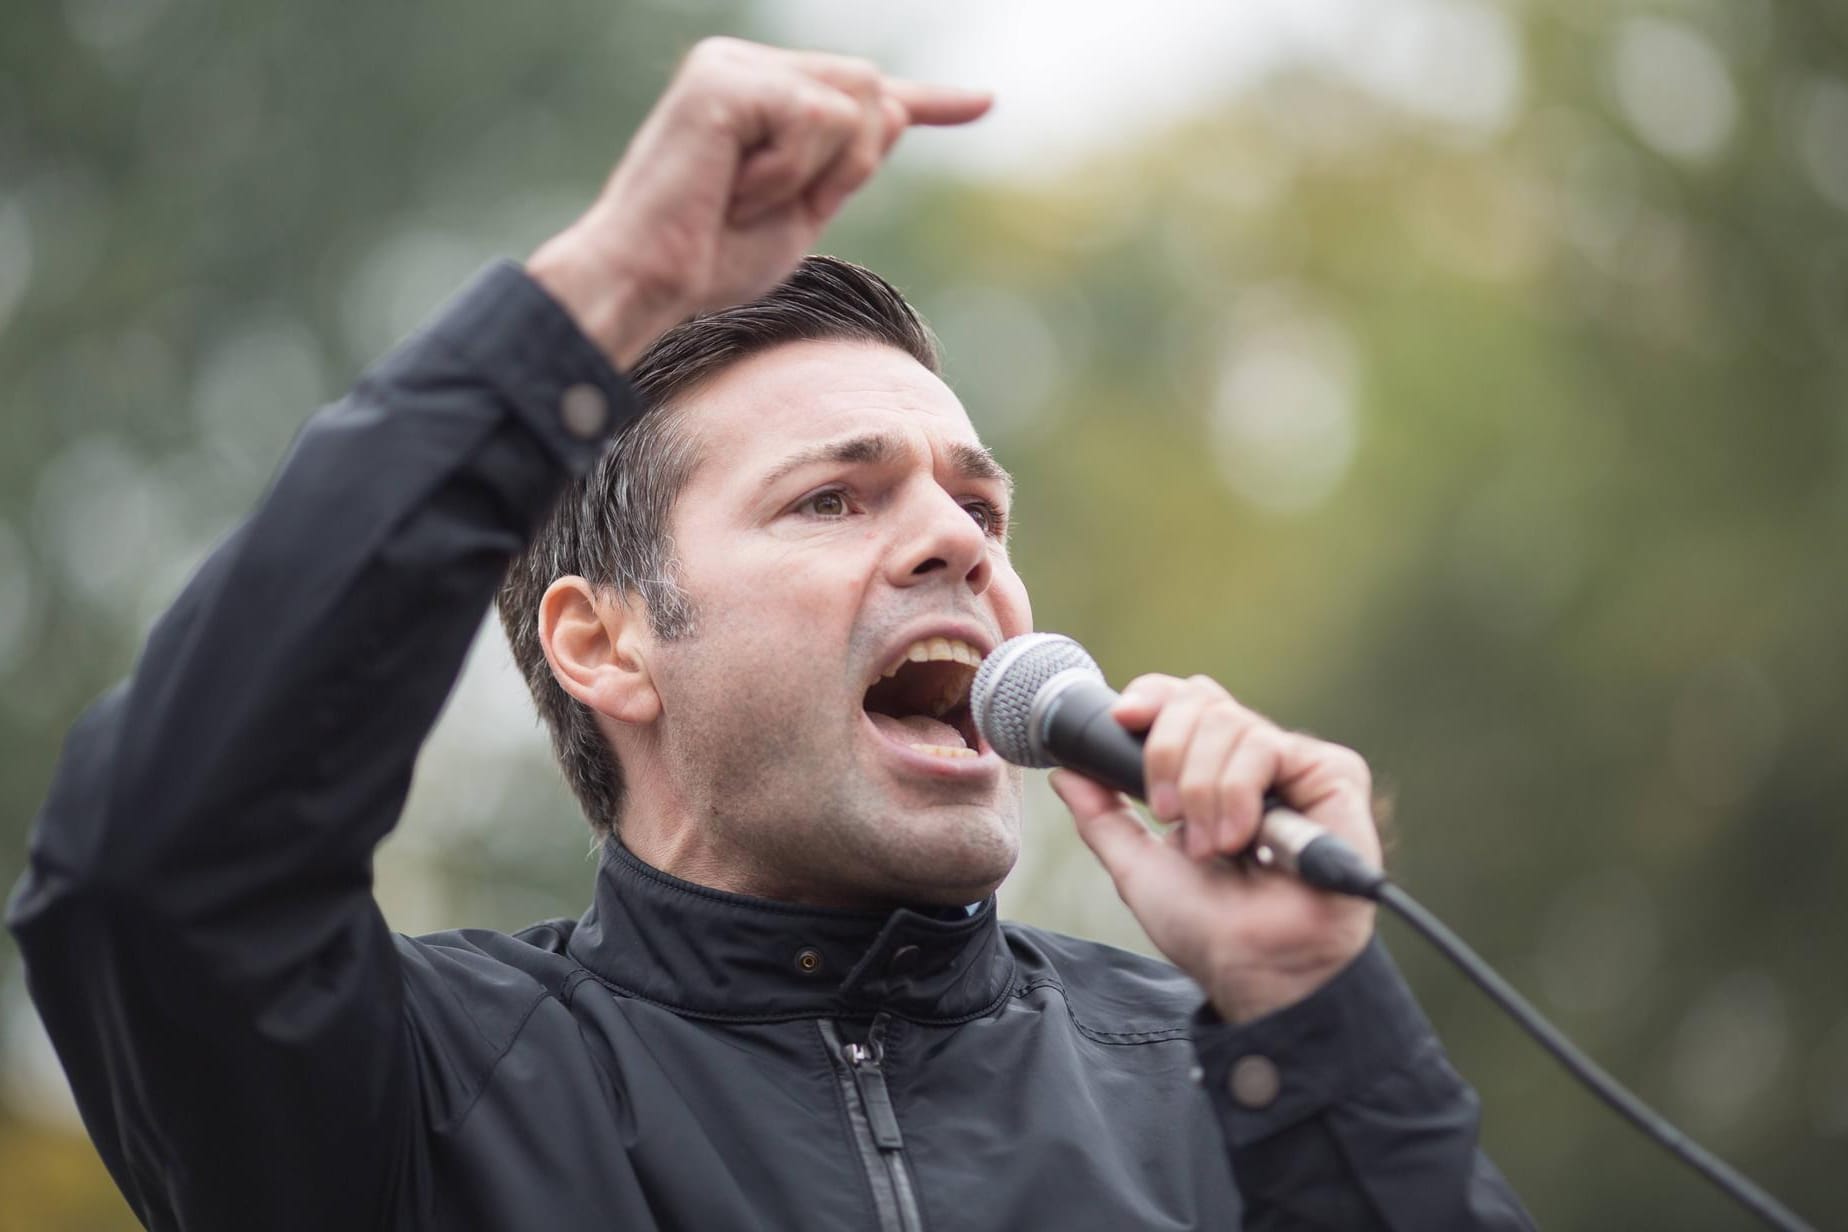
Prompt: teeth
<box><xmin>883</xmin><ymin>637</ymin><xmax>984</xmax><ymax>678</ymax></box>
<box><xmin>909</xmin><ymin>744</ymin><xmax>979</xmax><ymax>759</ymax></box>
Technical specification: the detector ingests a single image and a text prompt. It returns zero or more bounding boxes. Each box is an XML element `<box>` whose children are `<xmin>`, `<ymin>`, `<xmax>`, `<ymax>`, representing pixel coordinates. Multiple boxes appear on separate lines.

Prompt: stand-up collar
<box><xmin>567</xmin><ymin>842</ymin><xmax>1017</xmax><ymax>1023</ymax></box>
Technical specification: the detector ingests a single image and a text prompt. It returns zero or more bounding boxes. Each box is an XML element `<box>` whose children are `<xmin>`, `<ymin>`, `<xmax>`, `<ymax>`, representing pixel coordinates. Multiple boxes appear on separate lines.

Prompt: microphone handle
<box><xmin>1036</xmin><ymin>676</ymin><xmax>1383</xmax><ymax>898</ymax></box>
<box><xmin>1036</xmin><ymin>676</ymin><xmax>1149</xmax><ymax>797</ymax></box>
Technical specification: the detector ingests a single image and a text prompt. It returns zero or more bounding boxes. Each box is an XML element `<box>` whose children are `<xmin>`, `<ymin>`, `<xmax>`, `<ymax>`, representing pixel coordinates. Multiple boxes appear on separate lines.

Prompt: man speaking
<box><xmin>10</xmin><ymin>38</ymin><xmax>1531</xmax><ymax>1230</ymax></box>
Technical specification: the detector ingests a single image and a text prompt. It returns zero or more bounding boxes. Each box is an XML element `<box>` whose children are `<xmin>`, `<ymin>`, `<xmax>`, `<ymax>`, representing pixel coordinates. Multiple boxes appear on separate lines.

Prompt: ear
<box><xmin>537</xmin><ymin>576</ymin><xmax>661</xmax><ymax>726</ymax></box>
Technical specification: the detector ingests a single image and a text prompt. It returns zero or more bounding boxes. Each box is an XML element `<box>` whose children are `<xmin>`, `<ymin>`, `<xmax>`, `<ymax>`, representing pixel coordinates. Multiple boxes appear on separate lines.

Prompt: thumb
<box><xmin>1050</xmin><ymin>770</ymin><xmax>1162</xmax><ymax>894</ymax></box>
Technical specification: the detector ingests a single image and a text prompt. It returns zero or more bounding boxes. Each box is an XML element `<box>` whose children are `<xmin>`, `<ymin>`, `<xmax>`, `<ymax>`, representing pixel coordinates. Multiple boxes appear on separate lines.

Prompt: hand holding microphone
<box><xmin>972</xmin><ymin>633</ymin><xmax>1384</xmax><ymax>1023</ymax></box>
<box><xmin>974</xmin><ymin>637</ymin><xmax>1822</xmax><ymax>1230</ymax></box>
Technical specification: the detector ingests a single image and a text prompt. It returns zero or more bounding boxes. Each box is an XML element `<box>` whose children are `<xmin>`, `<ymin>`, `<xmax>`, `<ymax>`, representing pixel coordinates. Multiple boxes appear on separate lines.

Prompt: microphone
<box><xmin>971</xmin><ymin>632</ymin><xmax>1382</xmax><ymax>898</ymax></box>
<box><xmin>975</xmin><ymin>635</ymin><xmax>1817</xmax><ymax>1230</ymax></box>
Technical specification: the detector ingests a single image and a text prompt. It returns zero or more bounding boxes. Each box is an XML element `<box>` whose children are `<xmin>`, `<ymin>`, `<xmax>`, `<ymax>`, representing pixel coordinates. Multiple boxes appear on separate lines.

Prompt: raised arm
<box><xmin>6</xmin><ymin>39</ymin><xmax>988</xmax><ymax>1230</ymax></box>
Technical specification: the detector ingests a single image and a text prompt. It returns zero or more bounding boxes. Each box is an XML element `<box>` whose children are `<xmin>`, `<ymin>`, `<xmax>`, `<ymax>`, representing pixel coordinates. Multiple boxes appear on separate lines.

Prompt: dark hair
<box><xmin>496</xmin><ymin>255</ymin><xmax>941</xmax><ymax>838</ymax></box>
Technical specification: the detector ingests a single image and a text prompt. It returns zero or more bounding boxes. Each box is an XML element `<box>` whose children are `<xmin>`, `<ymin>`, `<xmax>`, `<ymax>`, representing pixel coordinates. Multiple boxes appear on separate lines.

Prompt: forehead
<box><xmin>675</xmin><ymin>338</ymin><xmax>983</xmax><ymax>470</ymax></box>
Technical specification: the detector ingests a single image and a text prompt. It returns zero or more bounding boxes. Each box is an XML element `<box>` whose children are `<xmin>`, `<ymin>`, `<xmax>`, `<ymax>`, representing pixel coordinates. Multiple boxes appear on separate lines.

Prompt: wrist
<box><xmin>1206</xmin><ymin>928</ymin><xmax>1375</xmax><ymax>1025</ymax></box>
<box><xmin>1210</xmin><ymin>970</ymin><xmax>1339</xmax><ymax>1025</ymax></box>
<box><xmin>526</xmin><ymin>229</ymin><xmax>686</xmax><ymax>370</ymax></box>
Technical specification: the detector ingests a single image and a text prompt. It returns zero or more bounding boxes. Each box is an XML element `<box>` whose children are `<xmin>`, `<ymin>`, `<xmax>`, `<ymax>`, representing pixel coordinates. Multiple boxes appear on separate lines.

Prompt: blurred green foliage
<box><xmin>3</xmin><ymin>0</ymin><xmax>1845</xmax><ymax>1228</ymax></box>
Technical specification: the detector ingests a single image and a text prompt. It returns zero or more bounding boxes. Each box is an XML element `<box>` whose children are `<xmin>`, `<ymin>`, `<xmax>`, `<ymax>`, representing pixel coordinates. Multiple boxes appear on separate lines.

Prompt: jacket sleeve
<box><xmin>4</xmin><ymin>261</ymin><xmax>636</xmax><ymax>1231</ymax></box>
<box><xmin>1192</xmin><ymin>939</ymin><xmax>1536</xmax><ymax>1230</ymax></box>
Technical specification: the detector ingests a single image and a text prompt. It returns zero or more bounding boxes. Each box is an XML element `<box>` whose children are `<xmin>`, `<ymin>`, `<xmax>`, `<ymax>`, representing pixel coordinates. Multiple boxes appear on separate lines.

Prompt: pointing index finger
<box><xmin>883</xmin><ymin>77</ymin><xmax>994</xmax><ymax>126</ymax></box>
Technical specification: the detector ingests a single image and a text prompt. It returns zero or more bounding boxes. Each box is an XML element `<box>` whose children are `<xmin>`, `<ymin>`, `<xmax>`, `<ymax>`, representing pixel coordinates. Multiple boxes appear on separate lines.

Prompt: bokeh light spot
<box><xmin>1670</xmin><ymin>969</ymin><xmax>1789</xmax><ymax>1133</ymax></box>
<box><xmin>1353</xmin><ymin>0</ymin><xmax>1524</xmax><ymax>139</ymax></box>
<box><xmin>0</xmin><ymin>521</ymin><xmax>37</xmax><ymax>676</ymax></box>
<box><xmin>1536</xmin><ymin>867</ymin><xmax>1659</xmax><ymax>1019</ymax></box>
<box><xmin>1794</xmin><ymin>76</ymin><xmax>1848</xmax><ymax>211</ymax></box>
<box><xmin>934</xmin><ymin>286</ymin><xmax>1061</xmax><ymax>442</ymax></box>
<box><xmin>0</xmin><ymin>196</ymin><xmax>34</xmax><ymax>334</ymax></box>
<box><xmin>29</xmin><ymin>435</ymin><xmax>181</xmax><ymax>613</ymax></box>
<box><xmin>191</xmin><ymin>310</ymin><xmax>330</xmax><ymax>489</ymax></box>
<box><xmin>1611</xmin><ymin>17</ymin><xmax>1738</xmax><ymax>164</ymax></box>
<box><xmin>1210</xmin><ymin>289</ymin><xmax>1360</xmax><ymax>515</ymax></box>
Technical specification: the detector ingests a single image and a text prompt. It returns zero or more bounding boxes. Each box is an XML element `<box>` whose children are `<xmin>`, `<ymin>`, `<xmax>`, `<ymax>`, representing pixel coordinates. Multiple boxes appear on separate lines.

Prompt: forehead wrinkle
<box><xmin>760</xmin><ymin>431</ymin><xmax>904</xmax><ymax>489</ymax></box>
<box><xmin>756</xmin><ymin>428</ymin><xmax>1012</xmax><ymax>498</ymax></box>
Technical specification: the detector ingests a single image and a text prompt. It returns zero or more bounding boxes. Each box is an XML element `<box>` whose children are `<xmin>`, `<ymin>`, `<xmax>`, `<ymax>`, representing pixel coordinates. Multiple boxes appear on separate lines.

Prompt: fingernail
<box><xmin>1150</xmin><ymin>783</ymin><xmax>1178</xmax><ymax>819</ymax></box>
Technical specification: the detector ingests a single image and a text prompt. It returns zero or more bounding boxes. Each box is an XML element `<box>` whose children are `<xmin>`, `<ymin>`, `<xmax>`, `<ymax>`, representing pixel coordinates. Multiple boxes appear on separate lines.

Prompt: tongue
<box><xmin>868</xmin><ymin>711</ymin><xmax>969</xmax><ymax>749</ymax></box>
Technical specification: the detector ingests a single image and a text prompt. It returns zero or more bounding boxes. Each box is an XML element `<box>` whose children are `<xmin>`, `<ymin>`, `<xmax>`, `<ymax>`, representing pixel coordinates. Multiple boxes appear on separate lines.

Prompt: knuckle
<box><xmin>1217</xmin><ymin>777</ymin><xmax>1254</xmax><ymax>821</ymax></box>
<box><xmin>1239</xmin><ymin>724</ymin><xmax>1281</xmax><ymax>759</ymax></box>
<box><xmin>820</xmin><ymin>91</ymin><xmax>860</xmax><ymax>125</ymax></box>
<box><xmin>688</xmin><ymin>36</ymin><xmax>742</xmax><ymax>69</ymax></box>
<box><xmin>796</xmin><ymin>91</ymin><xmax>834</xmax><ymax>126</ymax></box>
<box><xmin>1179</xmin><ymin>771</ymin><xmax>1218</xmax><ymax>819</ymax></box>
<box><xmin>1332</xmin><ymin>744</ymin><xmax>1373</xmax><ymax>785</ymax></box>
<box><xmin>1227</xmin><ymin>744</ymin><xmax>1274</xmax><ymax>791</ymax></box>
<box><xmin>1142</xmin><ymin>735</ymin><xmax>1183</xmax><ymax>779</ymax></box>
<box><xmin>1124</xmin><ymin>673</ymin><xmax>1175</xmax><ymax>697</ymax></box>
<box><xmin>1202</xmin><ymin>699</ymin><xmax>1246</xmax><ymax>732</ymax></box>
<box><xmin>836</xmin><ymin>56</ymin><xmax>881</xmax><ymax>92</ymax></box>
<box><xmin>1223</xmin><ymin>761</ymin><xmax>1266</xmax><ymax>799</ymax></box>
<box><xmin>845</xmin><ymin>146</ymin><xmax>880</xmax><ymax>180</ymax></box>
<box><xmin>1334</xmin><ymin>779</ymin><xmax>1372</xmax><ymax>810</ymax></box>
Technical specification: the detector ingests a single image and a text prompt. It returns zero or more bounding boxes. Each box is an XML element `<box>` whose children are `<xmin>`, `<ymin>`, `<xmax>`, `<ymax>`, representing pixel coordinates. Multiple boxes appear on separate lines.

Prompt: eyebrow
<box><xmin>761</xmin><ymin>431</ymin><xmax>1014</xmax><ymax>496</ymax></box>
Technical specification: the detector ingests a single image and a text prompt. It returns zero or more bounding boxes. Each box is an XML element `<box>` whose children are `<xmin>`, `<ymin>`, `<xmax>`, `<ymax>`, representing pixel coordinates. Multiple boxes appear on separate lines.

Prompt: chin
<box><xmin>882</xmin><ymin>807</ymin><xmax>1020</xmax><ymax>906</ymax></box>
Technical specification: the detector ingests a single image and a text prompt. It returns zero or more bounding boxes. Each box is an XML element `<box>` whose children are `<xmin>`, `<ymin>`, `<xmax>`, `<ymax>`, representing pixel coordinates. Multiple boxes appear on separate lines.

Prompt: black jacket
<box><xmin>8</xmin><ymin>262</ymin><xmax>1533</xmax><ymax>1230</ymax></box>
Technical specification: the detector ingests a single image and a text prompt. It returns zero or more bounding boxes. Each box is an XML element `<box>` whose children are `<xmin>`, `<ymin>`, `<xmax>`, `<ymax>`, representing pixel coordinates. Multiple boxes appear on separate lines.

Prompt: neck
<box><xmin>609</xmin><ymin>729</ymin><xmax>1007</xmax><ymax>911</ymax></box>
<box><xmin>616</xmin><ymin>783</ymin><xmax>894</xmax><ymax>909</ymax></box>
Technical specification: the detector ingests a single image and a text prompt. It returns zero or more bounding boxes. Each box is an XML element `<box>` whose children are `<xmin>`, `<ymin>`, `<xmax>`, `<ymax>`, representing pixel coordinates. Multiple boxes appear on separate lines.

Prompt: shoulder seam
<box><xmin>1014</xmin><ymin>974</ymin><xmax>1194</xmax><ymax>1046</ymax></box>
<box><xmin>432</xmin><ymin>987</ymin><xmax>555</xmax><ymax>1134</ymax></box>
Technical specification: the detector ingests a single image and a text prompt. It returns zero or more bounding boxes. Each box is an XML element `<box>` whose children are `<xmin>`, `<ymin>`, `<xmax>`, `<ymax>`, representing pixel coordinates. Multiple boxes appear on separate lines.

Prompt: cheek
<box><xmin>696</xmin><ymin>545</ymin><xmax>868</xmax><ymax>642</ymax></box>
<box><xmin>991</xmin><ymin>561</ymin><xmax>1033</xmax><ymax>634</ymax></box>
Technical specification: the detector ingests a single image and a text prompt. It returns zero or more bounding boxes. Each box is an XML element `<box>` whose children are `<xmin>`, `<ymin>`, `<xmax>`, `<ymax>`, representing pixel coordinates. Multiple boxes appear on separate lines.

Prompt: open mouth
<box><xmin>862</xmin><ymin>637</ymin><xmax>983</xmax><ymax>760</ymax></box>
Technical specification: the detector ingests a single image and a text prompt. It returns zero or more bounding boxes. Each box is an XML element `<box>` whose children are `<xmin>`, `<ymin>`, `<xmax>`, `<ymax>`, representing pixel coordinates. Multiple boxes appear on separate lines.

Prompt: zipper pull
<box><xmin>844</xmin><ymin>1039</ymin><xmax>905</xmax><ymax>1151</ymax></box>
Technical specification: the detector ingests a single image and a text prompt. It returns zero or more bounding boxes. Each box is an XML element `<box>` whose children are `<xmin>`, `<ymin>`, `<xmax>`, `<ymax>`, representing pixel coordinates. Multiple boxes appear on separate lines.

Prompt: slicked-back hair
<box><xmin>496</xmin><ymin>256</ymin><xmax>941</xmax><ymax>839</ymax></box>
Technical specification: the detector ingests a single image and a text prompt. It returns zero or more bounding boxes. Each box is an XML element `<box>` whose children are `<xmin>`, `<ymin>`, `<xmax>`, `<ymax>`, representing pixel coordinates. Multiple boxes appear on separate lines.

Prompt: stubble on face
<box><xmin>649</xmin><ymin>585</ymin><xmax>1024</xmax><ymax>908</ymax></box>
<box><xmin>625</xmin><ymin>340</ymin><xmax>1032</xmax><ymax>909</ymax></box>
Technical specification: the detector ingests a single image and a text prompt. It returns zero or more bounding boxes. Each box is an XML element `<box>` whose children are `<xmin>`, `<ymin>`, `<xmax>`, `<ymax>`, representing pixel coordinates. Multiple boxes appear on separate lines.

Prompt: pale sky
<box><xmin>755</xmin><ymin>0</ymin><xmax>1522</xmax><ymax>177</ymax></box>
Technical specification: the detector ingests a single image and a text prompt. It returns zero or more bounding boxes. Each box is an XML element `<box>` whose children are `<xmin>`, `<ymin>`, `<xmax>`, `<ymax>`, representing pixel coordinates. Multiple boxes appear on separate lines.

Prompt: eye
<box><xmin>798</xmin><ymin>488</ymin><xmax>852</xmax><ymax>518</ymax></box>
<box><xmin>963</xmin><ymin>499</ymin><xmax>1006</xmax><ymax>537</ymax></box>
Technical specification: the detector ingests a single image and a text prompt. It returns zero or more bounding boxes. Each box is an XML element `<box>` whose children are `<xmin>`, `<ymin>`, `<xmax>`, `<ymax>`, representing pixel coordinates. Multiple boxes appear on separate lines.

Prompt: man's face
<box><xmin>640</xmin><ymin>338</ymin><xmax>1032</xmax><ymax>907</ymax></box>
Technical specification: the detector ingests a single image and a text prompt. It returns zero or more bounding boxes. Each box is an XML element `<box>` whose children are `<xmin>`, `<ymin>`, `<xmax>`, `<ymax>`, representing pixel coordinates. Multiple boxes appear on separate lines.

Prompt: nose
<box><xmin>888</xmin><ymin>484</ymin><xmax>992</xmax><ymax>595</ymax></box>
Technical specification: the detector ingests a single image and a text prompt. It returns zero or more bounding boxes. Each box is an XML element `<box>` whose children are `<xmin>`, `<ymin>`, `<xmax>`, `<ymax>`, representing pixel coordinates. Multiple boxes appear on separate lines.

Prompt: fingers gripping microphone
<box><xmin>976</xmin><ymin>642</ymin><xmax>1815</xmax><ymax>1230</ymax></box>
<box><xmin>971</xmin><ymin>633</ymin><xmax>1383</xmax><ymax>898</ymax></box>
<box><xmin>973</xmin><ymin>639</ymin><xmax>1819</xmax><ymax>1229</ymax></box>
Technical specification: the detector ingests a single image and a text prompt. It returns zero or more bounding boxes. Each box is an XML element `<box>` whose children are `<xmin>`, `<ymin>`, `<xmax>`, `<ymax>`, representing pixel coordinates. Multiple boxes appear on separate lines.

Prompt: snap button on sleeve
<box><xmin>560</xmin><ymin>382</ymin><xmax>610</xmax><ymax>439</ymax></box>
<box><xmin>794</xmin><ymin>947</ymin><xmax>824</xmax><ymax>976</ymax></box>
<box><xmin>1228</xmin><ymin>1055</ymin><xmax>1281</xmax><ymax>1109</ymax></box>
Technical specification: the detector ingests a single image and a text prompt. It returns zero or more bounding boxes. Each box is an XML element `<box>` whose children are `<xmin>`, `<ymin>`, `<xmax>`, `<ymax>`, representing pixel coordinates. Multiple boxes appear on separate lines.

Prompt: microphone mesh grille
<box><xmin>971</xmin><ymin>633</ymin><xmax>1102</xmax><ymax>768</ymax></box>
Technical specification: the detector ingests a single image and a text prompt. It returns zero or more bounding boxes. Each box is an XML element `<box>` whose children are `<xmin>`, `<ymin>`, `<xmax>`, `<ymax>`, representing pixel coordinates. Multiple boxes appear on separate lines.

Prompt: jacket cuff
<box><xmin>396</xmin><ymin>259</ymin><xmax>642</xmax><ymax>477</ymax></box>
<box><xmin>1191</xmin><ymin>937</ymin><xmax>1441</xmax><ymax>1147</ymax></box>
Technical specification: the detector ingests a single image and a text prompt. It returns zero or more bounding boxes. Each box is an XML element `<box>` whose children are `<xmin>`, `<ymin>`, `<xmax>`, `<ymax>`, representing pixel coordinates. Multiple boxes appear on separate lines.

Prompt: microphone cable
<box><xmin>1205</xmin><ymin>774</ymin><xmax>1817</xmax><ymax>1232</ymax></box>
<box><xmin>1235</xmin><ymin>823</ymin><xmax>1815</xmax><ymax>1231</ymax></box>
<box><xmin>971</xmin><ymin>632</ymin><xmax>1819</xmax><ymax>1231</ymax></box>
<box><xmin>1377</xmin><ymin>878</ymin><xmax>1811</xmax><ymax>1232</ymax></box>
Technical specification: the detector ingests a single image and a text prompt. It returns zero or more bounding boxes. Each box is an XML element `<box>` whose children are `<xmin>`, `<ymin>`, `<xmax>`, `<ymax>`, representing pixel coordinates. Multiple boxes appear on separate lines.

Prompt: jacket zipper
<box><xmin>822</xmin><ymin>1016</ymin><xmax>926</xmax><ymax>1232</ymax></box>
